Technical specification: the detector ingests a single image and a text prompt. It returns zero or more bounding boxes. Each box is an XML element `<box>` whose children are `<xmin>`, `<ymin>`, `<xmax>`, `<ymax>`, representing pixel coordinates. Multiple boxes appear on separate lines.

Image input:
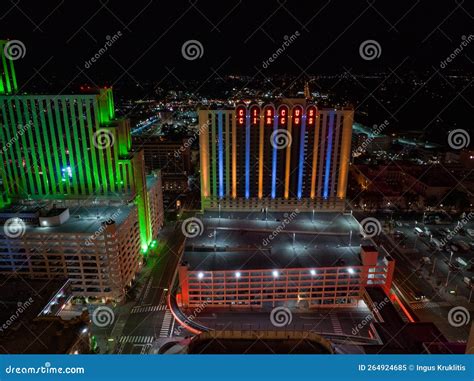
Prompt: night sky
<box><xmin>2</xmin><ymin>0</ymin><xmax>474</xmax><ymax>85</ymax></box>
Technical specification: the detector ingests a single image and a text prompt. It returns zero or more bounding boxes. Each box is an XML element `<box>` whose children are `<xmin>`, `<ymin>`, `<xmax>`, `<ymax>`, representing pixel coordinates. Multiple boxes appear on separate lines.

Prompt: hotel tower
<box><xmin>199</xmin><ymin>101</ymin><xmax>353</xmax><ymax>211</ymax></box>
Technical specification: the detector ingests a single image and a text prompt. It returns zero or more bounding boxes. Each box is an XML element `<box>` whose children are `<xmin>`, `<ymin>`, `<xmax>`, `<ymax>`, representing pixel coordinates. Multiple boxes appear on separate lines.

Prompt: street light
<box><xmin>310</xmin><ymin>269</ymin><xmax>316</xmax><ymax>276</ymax></box>
<box><xmin>235</xmin><ymin>272</ymin><xmax>241</xmax><ymax>278</ymax></box>
<box><xmin>198</xmin><ymin>272</ymin><xmax>204</xmax><ymax>279</ymax></box>
<box><xmin>272</xmin><ymin>270</ymin><xmax>279</xmax><ymax>277</ymax></box>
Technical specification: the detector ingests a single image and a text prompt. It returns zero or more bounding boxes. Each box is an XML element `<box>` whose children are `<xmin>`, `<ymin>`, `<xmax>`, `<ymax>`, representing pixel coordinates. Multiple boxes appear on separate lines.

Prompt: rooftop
<box><xmin>0</xmin><ymin>204</ymin><xmax>135</xmax><ymax>234</ymax></box>
<box><xmin>183</xmin><ymin>212</ymin><xmax>374</xmax><ymax>271</ymax></box>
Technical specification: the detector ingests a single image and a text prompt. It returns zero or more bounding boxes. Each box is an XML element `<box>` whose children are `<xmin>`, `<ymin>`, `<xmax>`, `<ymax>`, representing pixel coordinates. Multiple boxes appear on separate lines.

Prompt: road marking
<box><xmin>409</xmin><ymin>301</ymin><xmax>451</xmax><ymax>310</ymax></box>
<box><xmin>131</xmin><ymin>304</ymin><xmax>168</xmax><ymax>314</ymax></box>
<box><xmin>119</xmin><ymin>335</ymin><xmax>155</xmax><ymax>344</ymax></box>
<box><xmin>330</xmin><ymin>313</ymin><xmax>343</xmax><ymax>335</ymax></box>
<box><xmin>160</xmin><ymin>311</ymin><xmax>173</xmax><ymax>337</ymax></box>
<box><xmin>141</xmin><ymin>344</ymin><xmax>152</xmax><ymax>354</ymax></box>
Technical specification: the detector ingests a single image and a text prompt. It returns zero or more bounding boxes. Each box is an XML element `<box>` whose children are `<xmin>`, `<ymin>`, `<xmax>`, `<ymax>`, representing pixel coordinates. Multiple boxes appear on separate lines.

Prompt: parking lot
<box><xmin>387</xmin><ymin>213</ymin><xmax>474</xmax><ymax>302</ymax></box>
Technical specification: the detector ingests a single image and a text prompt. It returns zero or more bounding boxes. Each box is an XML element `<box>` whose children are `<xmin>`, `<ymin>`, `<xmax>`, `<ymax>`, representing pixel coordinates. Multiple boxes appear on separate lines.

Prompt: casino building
<box><xmin>199</xmin><ymin>102</ymin><xmax>353</xmax><ymax>211</ymax></box>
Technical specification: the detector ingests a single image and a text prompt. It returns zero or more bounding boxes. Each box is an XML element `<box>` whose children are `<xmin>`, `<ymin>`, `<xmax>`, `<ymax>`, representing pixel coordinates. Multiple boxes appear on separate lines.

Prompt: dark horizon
<box><xmin>2</xmin><ymin>0</ymin><xmax>474</xmax><ymax>86</ymax></box>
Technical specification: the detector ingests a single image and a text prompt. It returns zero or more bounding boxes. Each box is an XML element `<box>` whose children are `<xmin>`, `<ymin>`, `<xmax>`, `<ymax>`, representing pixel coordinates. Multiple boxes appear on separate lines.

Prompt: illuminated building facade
<box><xmin>0</xmin><ymin>45</ymin><xmax>158</xmax><ymax>252</ymax></box>
<box><xmin>199</xmin><ymin>102</ymin><xmax>353</xmax><ymax>211</ymax></box>
<box><xmin>0</xmin><ymin>205</ymin><xmax>142</xmax><ymax>300</ymax></box>
<box><xmin>178</xmin><ymin>246</ymin><xmax>395</xmax><ymax>308</ymax></box>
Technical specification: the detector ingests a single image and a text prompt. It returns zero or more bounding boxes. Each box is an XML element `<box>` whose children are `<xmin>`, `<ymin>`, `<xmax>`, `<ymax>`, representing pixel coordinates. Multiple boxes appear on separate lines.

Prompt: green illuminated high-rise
<box><xmin>0</xmin><ymin>42</ymin><xmax>154</xmax><ymax>251</ymax></box>
<box><xmin>0</xmin><ymin>40</ymin><xmax>18</xmax><ymax>95</ymax></box>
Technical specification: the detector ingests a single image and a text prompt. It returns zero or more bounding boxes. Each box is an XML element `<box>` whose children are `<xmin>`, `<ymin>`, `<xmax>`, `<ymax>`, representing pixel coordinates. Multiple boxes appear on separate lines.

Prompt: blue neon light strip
<box><xmin>245</xmin><ymin>110</ymin><xmax>250</xmax><ymax>199</ymax></box>
<box><xmin>218</xmin><ymin>112</ymin><xmax>224</xmax><ymax>198</ymax></box>
<box><xmin>297</xmin><ymin>114</ymin><xmax>306</xmax><ymax>199</ymax></box>
<box><xmin>323</xmin><ymin>112</ymin><xmax>334</xmax><ymax>199</ymax></box>
<box><xmin>271</xmin><ymin>114</ymin><xmax>278</xmax><ymax>199</ymax></box>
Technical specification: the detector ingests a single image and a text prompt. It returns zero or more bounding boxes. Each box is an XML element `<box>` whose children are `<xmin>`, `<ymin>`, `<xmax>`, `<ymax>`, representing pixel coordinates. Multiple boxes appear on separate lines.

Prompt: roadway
<box><xmin>359</xmin><ymin>213</ymin><xmax>474</xmax><ymax>342</ymax></box>
<box><xmin>112</xmin><ymin>224</ymin><xmax>185</xmax><ymax>354</ymax></box>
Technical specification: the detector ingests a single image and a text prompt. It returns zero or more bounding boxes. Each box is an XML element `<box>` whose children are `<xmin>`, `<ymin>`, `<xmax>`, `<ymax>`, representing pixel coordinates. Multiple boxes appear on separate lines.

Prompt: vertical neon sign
<box><xmin>250</xmin><ymin>105</ymin><xmax>262</xmax><ymax>199</ymax></box>
<box><xmin>218</xmin><ymin>111</ymin><xmax>224</xmax><ymax>199</ymax></box>
<box><xmin>323</xmin><ymin>111</ymin><xmax>334</xmax><ymax>200</ymax></box>
<box><xmin>294</xmin><ymin>106</ymin><xmax>304</xmax><ymax>199</ymax></box>
<box><xmin>264</xmin><ymin>106</ymin><xmax>277</xmax><ymax>199</ymax></box>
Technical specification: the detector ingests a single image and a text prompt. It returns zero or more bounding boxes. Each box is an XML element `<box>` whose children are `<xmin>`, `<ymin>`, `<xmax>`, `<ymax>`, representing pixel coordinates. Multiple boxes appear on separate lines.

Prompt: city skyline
<box><xmin>0</xmin><ymin>3</ymin><xmax>472</xmax><ymax>379</ymax></box>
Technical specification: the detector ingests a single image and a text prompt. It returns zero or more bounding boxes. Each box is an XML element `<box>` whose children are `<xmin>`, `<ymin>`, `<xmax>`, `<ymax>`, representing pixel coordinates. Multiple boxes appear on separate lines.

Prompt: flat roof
<box><xmin>183</xmin><ymin>212</ymin><xmax>374</xmax><ymax>271</ymax></box>
<box><xmin>23</xmin><ymin>204</ymin><xmax>135</xmax><ymax>234</ymax></box>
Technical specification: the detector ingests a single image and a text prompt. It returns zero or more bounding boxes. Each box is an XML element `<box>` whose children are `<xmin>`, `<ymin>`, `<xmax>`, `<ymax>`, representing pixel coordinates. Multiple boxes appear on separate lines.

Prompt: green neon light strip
<box><xmin>77</xmin><ymin>98</ymin><xmax>93</xmax><ymax>194</ymax></box>
<box><xmin>61</xmin><ymin>99</ymin><xmax>78</xmax><ymax>194</ymax></box>
<box><xmin>211</xmin><ymin>116</ymin><xmax>216</xmax><ymax>197</ymax></box>
<box><xmin>0</xmin><ymin>99</ymin><xmax>16</xmax><ymax>195</ymax></box>
<box><xmin>69</xmin><ymin>97</ymin><xmax>86</xmax><ymax>194</ymax></box>
<box><xmin>45</xmin><ymin>98</ymin><xmax>63</xmax><ymax>194</ymax></box>
<box><xmin>38</xmin><ymin>98</ymin><xmax>56</xmax><ymax>193</ymax></box>
<box><xmin>30</xmin><ymin>98</ymin><xmax>49</xmax><ymax>194</ymax></box>
<box><xmin>85</xmin><ymin>99</ymin><xmax>101</xmax><ymax>192</ymax></box>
